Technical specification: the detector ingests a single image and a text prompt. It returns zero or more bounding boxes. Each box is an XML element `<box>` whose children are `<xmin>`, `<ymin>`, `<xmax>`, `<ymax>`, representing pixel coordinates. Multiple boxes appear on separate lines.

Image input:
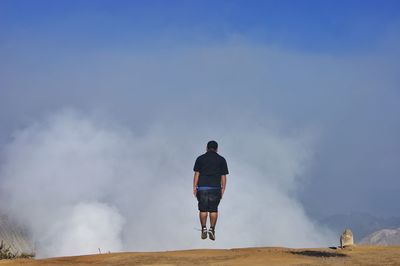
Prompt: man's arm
<box><xmin>193</xmin><ymin>171</ymin><xmax>200</xmax><ymax>197</ymax></box>
<box><xmin>221</xmin><ymin>175</ymin><xmax>227</xmax><ymax>198</ymax></box>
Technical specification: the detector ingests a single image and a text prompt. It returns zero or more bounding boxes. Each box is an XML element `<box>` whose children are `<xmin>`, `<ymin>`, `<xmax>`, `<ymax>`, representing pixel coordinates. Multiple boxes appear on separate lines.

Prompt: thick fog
<box><xmin>0</xmin><ymin>109</ymin><xmax>333</xmax><ymax>257</ymax></box>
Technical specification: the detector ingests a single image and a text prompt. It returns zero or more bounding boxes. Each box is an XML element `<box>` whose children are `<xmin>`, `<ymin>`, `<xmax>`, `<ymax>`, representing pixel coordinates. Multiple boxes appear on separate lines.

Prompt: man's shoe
<box><xmin>201</xmin><ymin>227</ymin><xmax>208</xmax><ymax>239</ymax></box>
<box><xmin>208</xmin><ymin>227</ymin><xmax>215</xmax><ymax>241</ymax></box>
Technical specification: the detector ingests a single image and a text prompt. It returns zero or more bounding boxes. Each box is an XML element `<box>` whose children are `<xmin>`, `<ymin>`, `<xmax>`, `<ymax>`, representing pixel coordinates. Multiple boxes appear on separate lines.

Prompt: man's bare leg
<box><xmin>199</xmin><ymin>212</ymin><xmax>208</xmax><ymax>227</ymax></box>
<box><xmin>210</xmin><ymin>212</ymin><xmax>218</xmax><ymax>227</ymax></box>
<box><xmin>208</xmin><ymin>212</ymin><xmax>218</xmax><ymax>240</ymax></box>
<box><xmin>199</xmin><ymin>212</ymin><xmax>208</xmax><ymax>239</ymax></box>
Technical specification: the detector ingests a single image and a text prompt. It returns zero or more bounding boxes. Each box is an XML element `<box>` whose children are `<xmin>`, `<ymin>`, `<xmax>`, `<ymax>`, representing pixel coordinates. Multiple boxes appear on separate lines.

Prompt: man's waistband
<box><xmin>197</xmin><ymin>186</ymin><xmax>221</xmax><ymax>191</ymax></box>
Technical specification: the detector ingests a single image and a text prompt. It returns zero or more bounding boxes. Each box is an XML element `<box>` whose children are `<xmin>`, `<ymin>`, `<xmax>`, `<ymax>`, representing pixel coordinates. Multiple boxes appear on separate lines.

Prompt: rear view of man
<box><xmin>193</xmin><ymin>140</ymin><xmax>229</xmax><ymax>241</ymax></box>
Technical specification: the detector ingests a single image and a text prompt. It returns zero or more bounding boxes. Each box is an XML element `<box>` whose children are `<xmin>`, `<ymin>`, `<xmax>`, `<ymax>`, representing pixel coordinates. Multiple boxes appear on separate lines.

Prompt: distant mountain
<box><xmin>319</xmin><ymin>212</ymin><xmax>400</xmax><ymax>243</ymax></box>
<box><xmin>360</xmin><ymin>228</ymin><xmax>400</xmax><ymax>246</ymax></box>
<box><xmin>0</xmin><ymin>215</ymin><xmax>34</xmax><ymax>255</ymax></box>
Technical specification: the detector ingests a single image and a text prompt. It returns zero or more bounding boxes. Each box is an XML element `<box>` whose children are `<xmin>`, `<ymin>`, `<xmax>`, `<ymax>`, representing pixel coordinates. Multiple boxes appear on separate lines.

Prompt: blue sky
<box><xmin>1</xmin><ymin>0</ymin><xmax>400</xmax><ymax>222</ymax></box>
<box><xmin>2</xmin><ymin>0</ymin><xmax>400</xmax><ymax>53</ymax></box>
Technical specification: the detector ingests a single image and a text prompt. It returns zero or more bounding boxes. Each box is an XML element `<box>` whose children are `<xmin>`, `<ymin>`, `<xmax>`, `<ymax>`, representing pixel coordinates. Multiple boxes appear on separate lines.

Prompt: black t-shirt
<box><xmin>193</xmin><ymin>151</ymin><xmax>229</xmax><ymax>187</ymax></box>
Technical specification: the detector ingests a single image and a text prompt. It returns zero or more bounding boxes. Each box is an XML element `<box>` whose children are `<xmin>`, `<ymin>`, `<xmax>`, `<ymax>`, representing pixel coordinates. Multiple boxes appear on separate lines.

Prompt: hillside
<box><xmin>0</xmin><ymin>215</ymin><xmax>34</xmax><ymax>255</ymax></box>
<box><xmin>0</xmin><ymin>246</ymin><xmax>400</xmax><ymax>265</ymax></box>
<box><xmin>360</xmin><ymin>228</ymin><xmax>400</xmax><ymax>246</ymax></box>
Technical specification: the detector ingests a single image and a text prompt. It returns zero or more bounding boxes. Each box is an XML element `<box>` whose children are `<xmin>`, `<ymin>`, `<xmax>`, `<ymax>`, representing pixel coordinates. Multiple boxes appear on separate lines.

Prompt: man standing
<box><xmin>193</xmin><ymin>140</ymin><xmax>229</xmax><ymax>241</ymax></box>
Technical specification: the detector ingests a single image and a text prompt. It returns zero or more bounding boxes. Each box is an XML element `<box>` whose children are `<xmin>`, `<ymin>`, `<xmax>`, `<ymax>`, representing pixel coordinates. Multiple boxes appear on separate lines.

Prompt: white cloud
<box><xmin>0</xmin><ymin>109</ymin><xmax>334</xmax><ymax>257</ymax></box>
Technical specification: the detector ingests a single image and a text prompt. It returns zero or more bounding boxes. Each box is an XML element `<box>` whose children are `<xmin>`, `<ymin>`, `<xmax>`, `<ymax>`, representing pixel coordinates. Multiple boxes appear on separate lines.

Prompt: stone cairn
<box><xmin>340</xmin><ymin>228</ymin><xmax>354</xmax><ymax>248</ymax></box>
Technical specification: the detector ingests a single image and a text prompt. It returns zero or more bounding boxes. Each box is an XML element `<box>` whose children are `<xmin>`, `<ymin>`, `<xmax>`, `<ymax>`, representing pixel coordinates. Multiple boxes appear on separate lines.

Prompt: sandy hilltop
<box><xmin>0</xmin><ymin>246</ymin><xmax>400</xmax><ymax>266</ymax></box>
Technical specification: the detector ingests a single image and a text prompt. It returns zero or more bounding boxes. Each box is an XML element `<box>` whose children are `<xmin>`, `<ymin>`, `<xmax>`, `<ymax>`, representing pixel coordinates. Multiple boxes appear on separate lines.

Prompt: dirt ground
<box><xmin>1</xmin><ymin>246</ymin><xmax>400</xmax><ymax>266</ymax></box>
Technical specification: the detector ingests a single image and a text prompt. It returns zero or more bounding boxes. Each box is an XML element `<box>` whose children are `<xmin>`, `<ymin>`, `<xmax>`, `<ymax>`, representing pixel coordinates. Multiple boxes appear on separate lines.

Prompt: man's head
<box><xmin>207</xmin><ymin>140</ymin><xmax>218</xmax><ymax>152</ymax></box>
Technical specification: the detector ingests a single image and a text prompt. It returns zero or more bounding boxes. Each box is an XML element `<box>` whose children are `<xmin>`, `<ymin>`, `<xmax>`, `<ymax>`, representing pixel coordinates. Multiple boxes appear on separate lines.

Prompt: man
<box><xmin>193</xmin><ymin>140</ymin><xmax>229</xmax><ymax>241</ymax></box>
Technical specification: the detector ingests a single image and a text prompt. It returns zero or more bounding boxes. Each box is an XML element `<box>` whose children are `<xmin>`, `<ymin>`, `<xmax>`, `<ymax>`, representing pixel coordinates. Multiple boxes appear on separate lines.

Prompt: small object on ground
<box><xmin>208</xmin><ymin>228</ymin><xmax>215</xmax><ymax>241</ymax></box>
<box><xmin>340</xmin><ymin>228</ymin><xmax>354</xmax><ymax>248</ymax></box>
<box><xmin>201</xmin><ymin>227</ymin><xmax>208</xmax><ymax>240</ymax></box>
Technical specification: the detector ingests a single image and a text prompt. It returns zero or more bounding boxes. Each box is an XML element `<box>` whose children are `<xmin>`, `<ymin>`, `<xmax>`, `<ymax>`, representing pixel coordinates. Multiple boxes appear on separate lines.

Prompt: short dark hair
<box><xmin>207</xmin><ymin>140</ymin><xmax>218</xmax><ymax>150</ymax></box>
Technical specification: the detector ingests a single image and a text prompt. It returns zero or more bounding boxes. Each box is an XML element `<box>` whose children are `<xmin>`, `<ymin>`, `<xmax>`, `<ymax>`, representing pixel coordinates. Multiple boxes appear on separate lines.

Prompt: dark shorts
<box><xmin>196</xmin><ymin>189</ymin><xmax>222</xmax><ymax>212</ymax></box>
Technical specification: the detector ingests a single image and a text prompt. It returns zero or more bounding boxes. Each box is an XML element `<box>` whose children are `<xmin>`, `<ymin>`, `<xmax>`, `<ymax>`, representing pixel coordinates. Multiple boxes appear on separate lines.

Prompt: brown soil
<box><xmin>1</xmin><ymin>246</ymin><xmax>399</xmax><ymax>265</ymax></box>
